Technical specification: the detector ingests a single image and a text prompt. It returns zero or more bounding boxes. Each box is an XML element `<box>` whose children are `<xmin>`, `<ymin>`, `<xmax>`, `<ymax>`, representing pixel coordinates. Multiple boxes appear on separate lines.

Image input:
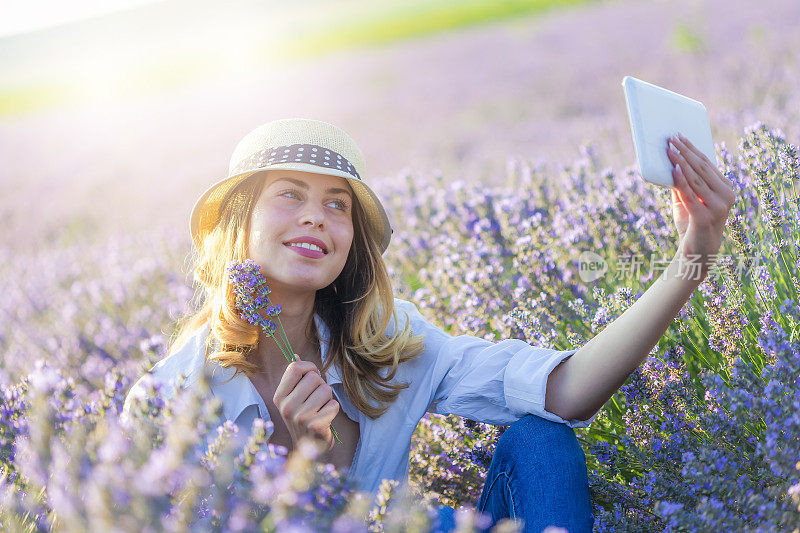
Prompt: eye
<box><xmin>279</xmin><ymin>189</ymin><xmax>300</xmax><ymax>200</ymax></box>
<box><xmin>328</xmin><ymin>198</ymin><xmax>350</xmax><ymax>211</ymax></box>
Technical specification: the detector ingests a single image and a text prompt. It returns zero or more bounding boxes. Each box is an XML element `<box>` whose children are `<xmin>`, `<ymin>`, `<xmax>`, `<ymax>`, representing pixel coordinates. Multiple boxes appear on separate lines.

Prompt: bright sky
<box><xmin>0</xmin><ymin>0</ymin><xmax>165</xmax><ymax>37</ymax></box>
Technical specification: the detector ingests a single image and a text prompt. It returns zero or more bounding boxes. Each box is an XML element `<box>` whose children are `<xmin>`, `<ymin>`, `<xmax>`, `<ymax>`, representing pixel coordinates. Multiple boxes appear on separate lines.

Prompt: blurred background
<box><xmin>1</xmin><ymin>0</ymin><xmax>799</xmax><ymax>253</ymax></box>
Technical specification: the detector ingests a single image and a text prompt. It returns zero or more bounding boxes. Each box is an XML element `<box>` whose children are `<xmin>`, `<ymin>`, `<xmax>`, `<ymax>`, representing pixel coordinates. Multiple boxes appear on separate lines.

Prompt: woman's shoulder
<box><xmin>123</xmin><ymin>323</ymin><xmax>210</xmax><ymax>410</ymax></box>
<box><xmin>387</xmin><ymin>297</ymin><xmax>419</xmax><ymax>334</ymax></box>
<box><xmin>387</xmin><ymin>297</ymin><xmax>449</xmax><ymax>342</ymax></box>
<box><xmin>391</xmin><ymin>296</ymin><xmax>416</xmax><ymax>315</ymax></box>
<box><xmin>151</xmin><ymin>323</ymin><xmax>211</xmax><ymax>384</ymax></box>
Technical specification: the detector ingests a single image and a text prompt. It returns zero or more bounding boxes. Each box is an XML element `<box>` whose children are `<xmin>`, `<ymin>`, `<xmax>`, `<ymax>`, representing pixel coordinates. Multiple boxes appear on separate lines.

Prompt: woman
<box><xmin>124</xmin><ymin>118</ymin><xmax>736</xmax><ymax>532</ymax></box>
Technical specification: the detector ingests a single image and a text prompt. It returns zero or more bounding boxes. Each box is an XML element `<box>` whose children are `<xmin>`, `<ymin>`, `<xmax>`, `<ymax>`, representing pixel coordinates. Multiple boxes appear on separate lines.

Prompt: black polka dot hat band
<box><xmin>229</xmin><ymin>144</ymin><xmax>361</xmax><ymax>180</ymax></box>
<box><xmin>190</xmin><ymin>118</ymin><xmax>393</xmax><ymax>254</ymax></box>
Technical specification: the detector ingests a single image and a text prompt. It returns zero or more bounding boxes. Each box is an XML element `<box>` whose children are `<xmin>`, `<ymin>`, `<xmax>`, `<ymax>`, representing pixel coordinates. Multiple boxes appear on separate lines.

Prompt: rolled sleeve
<box><xmin>505</xmin><ymin>347</ymin><xmax>598</xmax><ymax>429</ymax></box>
<box><xmin>393</xmin><ymin>298</ymin><xmax>598</xmax><ymax>428</ymax></box>
<box><xmin>428</xmin><ymin>335</ymin><xmax>528</xmax><ymax>426</ymax></box>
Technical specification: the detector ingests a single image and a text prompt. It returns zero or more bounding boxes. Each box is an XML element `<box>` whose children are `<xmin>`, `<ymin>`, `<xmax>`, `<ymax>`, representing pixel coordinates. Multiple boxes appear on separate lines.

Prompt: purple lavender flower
<box><xmin>227</xmin><ymin>259</ymin><xmax>284</xmax><ymax>341</ymax></box>
<box><xmin>226</xmin><ymin>259</ymin><xmax>341</xmax><ymax>444</ymax></box>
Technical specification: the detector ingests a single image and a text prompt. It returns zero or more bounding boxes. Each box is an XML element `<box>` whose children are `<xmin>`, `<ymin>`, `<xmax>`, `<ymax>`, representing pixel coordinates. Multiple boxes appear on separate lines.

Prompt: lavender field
<box><xmin>2</xmin><ymin>0</ymin><xmax>800</xmax><ymax>530</ymax></box>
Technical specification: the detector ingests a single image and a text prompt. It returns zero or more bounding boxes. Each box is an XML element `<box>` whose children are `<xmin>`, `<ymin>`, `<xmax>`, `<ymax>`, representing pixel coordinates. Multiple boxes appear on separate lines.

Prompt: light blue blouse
<box><xmin>123</xmin><ymin>298</ymin><xmax>598</xmax><ymax>496</ymax></box>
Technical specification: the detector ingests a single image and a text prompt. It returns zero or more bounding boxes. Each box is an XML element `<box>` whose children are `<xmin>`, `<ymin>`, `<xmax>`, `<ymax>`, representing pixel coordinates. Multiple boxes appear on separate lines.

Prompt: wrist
<box><xmin>664</xmin><ymin>250</ymin><xmax>707</xmax><ymax>286</ymax></box>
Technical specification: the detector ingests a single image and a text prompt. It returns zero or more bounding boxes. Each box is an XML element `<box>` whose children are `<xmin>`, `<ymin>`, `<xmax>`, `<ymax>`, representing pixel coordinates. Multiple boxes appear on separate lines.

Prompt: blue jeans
<box><xmin>428</xmin><ymin>414</ymin><xmax>594</xmax><ymax>533</ymax></box>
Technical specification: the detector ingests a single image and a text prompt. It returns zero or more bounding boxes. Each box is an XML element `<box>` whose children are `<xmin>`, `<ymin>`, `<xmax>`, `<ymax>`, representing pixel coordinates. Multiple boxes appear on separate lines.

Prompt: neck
<box><xmin>250</xmin><ymin>290</ymin><xmax>320</xmax><ymax>380</ymax></box>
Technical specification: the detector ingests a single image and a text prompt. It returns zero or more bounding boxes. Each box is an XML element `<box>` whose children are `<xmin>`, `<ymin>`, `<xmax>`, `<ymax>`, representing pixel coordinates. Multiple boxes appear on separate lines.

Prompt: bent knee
<box><xmin>503</xmin><ymin>414</ymin><xmax>578</xmax><ymax>444</ymax></box>
<box><xmin>494</xmin><ymin>414</ymin><xmax>586</xmax><ymax>470</ymax></box>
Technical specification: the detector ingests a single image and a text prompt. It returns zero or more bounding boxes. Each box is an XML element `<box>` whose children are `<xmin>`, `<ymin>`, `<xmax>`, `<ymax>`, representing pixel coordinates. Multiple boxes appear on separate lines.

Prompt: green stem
<box><xmin>270</xmin><ymin>335</ymin><xmax>293</xmax><ymax>363</ymax></box>
<box><xmin>682</xmin><ymin>316</ymin><xmax>720</xmax><ymax>372</ymax></box>
<box><xmin>267</xmin><ymin>326</ymin><xmax>293</xmax><ymax>363</ymax></box>
<box><xmin>787</xmin><ymin>175</ymin><xmax>800</xmax><ymax>243</ymax></box>
<box><xmin>691</xmin><ymin>290</ymin><xmax>761</xmax><ymax>371</ymax></box>
<box><xmin>273</xmin><ymin>315</ymin><xmax>295</xmax><ymax>363</ymax></box>
<box><xmin>720</xmin><ymin>273</ymin><xmax>761</xmax><ymax>363</ymax></box>
<box><xmin>750</xmin><ymin>274</ymin><xmax>774</xmax><ymax>317</ymax></box>
<box><xmin>609</xmin><ymin>394</ymin><xmax>623</xmax><ymax>416</ymax></box>
<box><xmin>771</xmin><ymin>232</ymin><xmax>799</xmax><ymax>302</ymax></box>
<box><xmin>767</xmin><ymin>165</ymin><xmax>800</xmax><ymax>248</ymax></box>
<box><xmin>272</xmin><ymin>314</ymin><xmax>341</xmax><ymax>445</ymax></box>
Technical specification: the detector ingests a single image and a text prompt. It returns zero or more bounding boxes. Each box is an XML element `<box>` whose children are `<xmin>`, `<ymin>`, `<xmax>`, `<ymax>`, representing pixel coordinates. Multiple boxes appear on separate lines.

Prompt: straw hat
<box><xmin>190</xmin><ymin>118</ymin><xmax>393</xmax><ymax>254</ymax></box>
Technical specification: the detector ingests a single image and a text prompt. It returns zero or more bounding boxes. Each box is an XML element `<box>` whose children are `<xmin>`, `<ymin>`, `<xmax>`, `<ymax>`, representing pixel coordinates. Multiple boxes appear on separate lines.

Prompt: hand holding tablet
<box><xmin>622</xmin><ymin>76</ymin><xmax>718</xmax><ymax>188</ymax></box>
<box><xmin>621</xmin><ymin>76</ymin><xmax>737</xmax><ymax>281</ymax></box>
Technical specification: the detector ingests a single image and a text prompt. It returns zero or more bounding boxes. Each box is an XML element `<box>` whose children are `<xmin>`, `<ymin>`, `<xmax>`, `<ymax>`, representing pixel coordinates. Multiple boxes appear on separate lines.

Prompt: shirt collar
<box><xmin>202</xmin><ymin>313</ymin><xmax>343</xmax><ymax>422</ymax></box>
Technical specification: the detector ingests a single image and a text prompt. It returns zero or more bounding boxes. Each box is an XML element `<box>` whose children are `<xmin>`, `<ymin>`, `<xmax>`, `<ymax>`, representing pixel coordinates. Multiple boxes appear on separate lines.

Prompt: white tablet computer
<box><xmin>622</xmin><ymin>76</ymin><xmax>717</xmax><ymax>188</ymax></box>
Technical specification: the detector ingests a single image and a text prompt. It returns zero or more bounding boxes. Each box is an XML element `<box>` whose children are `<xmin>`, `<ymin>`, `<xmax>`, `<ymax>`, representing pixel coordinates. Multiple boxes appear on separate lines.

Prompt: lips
<box><xmin>282</xmin><ymin>236</ymin><xmax>329</xmax><ymax>254</ymax></box>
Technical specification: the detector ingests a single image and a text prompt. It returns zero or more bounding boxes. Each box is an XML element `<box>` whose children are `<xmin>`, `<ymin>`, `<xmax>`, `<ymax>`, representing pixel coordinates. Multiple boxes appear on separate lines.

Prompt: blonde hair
<box><xmin>169</xmin><ymin>171</ymin><xmax>425</xmax><ymax>419</ymax></box>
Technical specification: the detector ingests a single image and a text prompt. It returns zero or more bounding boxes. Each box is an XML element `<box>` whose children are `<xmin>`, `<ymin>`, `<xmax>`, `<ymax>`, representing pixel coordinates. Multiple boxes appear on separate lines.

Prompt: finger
<box><xmin>673</xmin><ymin>135</ymin><xmax>731</xmax><ymax>197</ymax></box>
<box><xmin>273</xmin><ymin>362</ymin><xmax>305</xmax><ymax>403</ymax></box>
<box><xmin>671</xmin><ymin>145</ymin><xmax>735</xmax><ymax>210</ymax></box>
<box><xmin>303</xmin><ymin>396</ymin><xmax>338</xmax><ymax>424</ymax></box>
<box><xmin>289</xmin><ymin>360</ymin><xmax>320</xmax><ymax>375</ymax></box>
<box><xmin>310</xmin><ymin>401</ymin><xmax>339</xmax><ymax>443</ymax></box>
<box><xmin>670</xmin><ymin>188</ymin><xmax>682</xmax><ymax>208</ymax></box>
<box><xmin>675</xmin><ymin>159</ymin><xmax>713</xmax><ymax>208</ymax></box>
<box><xmin>307</xmin><ymin>400</ymin><xmax>339</xmax><ymax>432</ymax></box>
<box><xmin>672</xmin><ymin>162</ymin><xmax>702</xmax><ymax>210</ymax></box>
<box><xmin>726</xmin><ymin>186</ymin><xmax>738</xmax><ymax>207</ymax></box>
<box><xmin>678</xmin><ymin>155</ymin><xmax>731</xmax><ymax>213</ymax></box>
<box><xmin>672</xmin><ymin>134</ymin><xmax>715</xmax><ymax>175</ymax></box>
<box><xmin>291</xmin><ymin>358</ymin><xmax>322</xmax><ymax>376</ymax></box>
<box><xmin>274</xmin><ymin>362</ymin><xmax>321</xmax><ymax>406</ymax></box>
<box><xmin>281</xmin><ymin>371</ymin><xmax>325</xmax><ymax>411</ymax></box>
<box><xmin>715</xmin><ymin>170</ymin><xmax>737</xmax><ymax>206</ymax></box>
<box><xmin>296</xmin><ymin>384</ymin><xmax>334</xmax><ymax>421</ymax></box>
<box><xmin>315</xmin><ymin>399</ymin><xmax>340</xmax><ymax>423</ymax></box>
<box><xmin>668</xmin><ymin>139</ymin><xmax>713</xmax><ymax>200</ymax></box>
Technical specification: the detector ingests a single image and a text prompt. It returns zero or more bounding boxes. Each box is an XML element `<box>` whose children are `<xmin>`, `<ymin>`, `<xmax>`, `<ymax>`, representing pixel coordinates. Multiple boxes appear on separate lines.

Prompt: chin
<box><xmin>287</xmin><ymin>274</ymin><xmax>335</xmax><ymax>291</ymax></box>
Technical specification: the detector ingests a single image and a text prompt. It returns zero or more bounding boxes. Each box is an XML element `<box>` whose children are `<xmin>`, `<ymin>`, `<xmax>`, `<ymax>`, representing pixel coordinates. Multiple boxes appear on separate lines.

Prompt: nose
<box><xmin>299</xmin><ymin>201</ymin><xmax>325</xmax><ymax>229</ymax></box>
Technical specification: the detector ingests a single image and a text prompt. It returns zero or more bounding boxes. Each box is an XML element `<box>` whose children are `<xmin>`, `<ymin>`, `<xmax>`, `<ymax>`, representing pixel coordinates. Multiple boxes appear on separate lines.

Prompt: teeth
<box><xmin>289</xmin><ymin>242</ymin><xmax>324</xmax><ymax>253</ymax></box>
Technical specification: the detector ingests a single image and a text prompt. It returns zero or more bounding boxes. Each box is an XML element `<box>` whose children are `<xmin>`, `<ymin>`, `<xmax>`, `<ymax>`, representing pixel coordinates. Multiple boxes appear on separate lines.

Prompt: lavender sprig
<box><xmin>226</xmin><ymin>259</ymin><xmax>341</xmax><ymax>445</ymax></box>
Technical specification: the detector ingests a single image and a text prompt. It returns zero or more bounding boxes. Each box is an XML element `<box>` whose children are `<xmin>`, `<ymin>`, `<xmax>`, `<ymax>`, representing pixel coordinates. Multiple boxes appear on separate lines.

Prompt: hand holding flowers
<box><xmin>227</xmin><ymin>259</ymin><xmax>341</xmax><ymax>448</ymax></box>
<box><xmin>272</xmin><ymin>360</ymin><xmax>341</xmax><ymax>452</ymax></box>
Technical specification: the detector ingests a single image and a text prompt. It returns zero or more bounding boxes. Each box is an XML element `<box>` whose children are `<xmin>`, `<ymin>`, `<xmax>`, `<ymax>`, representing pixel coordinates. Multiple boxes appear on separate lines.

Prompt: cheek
<box><xmin>248</xmin><ymin>227</ymin><xmax>266</xmax><ymax>252</ymax></box>
<box><xmin>248</xmin><ymin>207</ymin><xmax>282</xmax><ymax>251</ymax></box>
<box><xmin>248</xmin><ymin>211</ymin><xmax>264</xmax><ymax>250</ymax></box>
<box><xmin>337</xmin><ymin>223</ymin><xmax>354</xmax><ymax>257</ymax></box>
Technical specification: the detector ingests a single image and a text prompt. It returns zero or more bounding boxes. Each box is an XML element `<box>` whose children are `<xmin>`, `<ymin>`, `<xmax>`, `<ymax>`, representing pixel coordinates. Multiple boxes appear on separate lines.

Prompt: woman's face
<box><xmin>248</xmin><ymin>169</ymin><xmax>354</xmax><ymax>296</ymax></box>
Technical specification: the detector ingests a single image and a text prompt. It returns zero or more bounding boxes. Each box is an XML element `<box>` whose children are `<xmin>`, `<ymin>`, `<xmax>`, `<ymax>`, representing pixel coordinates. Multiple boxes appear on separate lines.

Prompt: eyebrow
<box><xmin>271</xmin><ymin>176</ymin><xmax>352</xmax><ymax>198</ymax></box>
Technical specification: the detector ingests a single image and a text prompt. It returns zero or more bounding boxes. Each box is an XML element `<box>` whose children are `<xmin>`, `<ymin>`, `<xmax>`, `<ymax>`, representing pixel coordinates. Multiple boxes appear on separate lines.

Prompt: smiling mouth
<box><xmin>283</xmin><ymin>242</ymin><xmax>328</xmax><ymax>255</ymax></box>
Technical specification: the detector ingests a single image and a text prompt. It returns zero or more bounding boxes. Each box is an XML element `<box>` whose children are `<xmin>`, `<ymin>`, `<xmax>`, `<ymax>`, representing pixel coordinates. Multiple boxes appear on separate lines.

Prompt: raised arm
<box><xmin>545</xmin><ymin>133</ymin><xmax>737</xmax><ymax>421</ymax></box>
